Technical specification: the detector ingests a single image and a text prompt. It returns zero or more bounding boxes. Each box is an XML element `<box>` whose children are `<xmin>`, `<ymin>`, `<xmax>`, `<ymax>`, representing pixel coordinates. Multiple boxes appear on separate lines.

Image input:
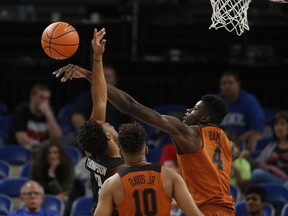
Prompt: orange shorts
<box><xmin>199</xmin><ymin>205</ymin><xmax>236</xmax><ymax>216</ymax></box>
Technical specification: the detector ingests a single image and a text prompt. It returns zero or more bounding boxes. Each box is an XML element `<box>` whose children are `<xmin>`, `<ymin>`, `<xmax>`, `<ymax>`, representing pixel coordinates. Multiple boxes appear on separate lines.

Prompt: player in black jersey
<box><xmin>54</xmin><ymin>28</ymin><xmax>125</xmax><ymax>215</ymax></box>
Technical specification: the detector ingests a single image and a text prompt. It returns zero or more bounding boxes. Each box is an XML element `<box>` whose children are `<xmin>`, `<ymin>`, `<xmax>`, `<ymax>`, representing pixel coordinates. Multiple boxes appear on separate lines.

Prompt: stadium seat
<box><xmin>0</xmin><ymin>160</ymin><xmax>10</xmax><ymax>179</ymax></box>
<box><xmin>42</xmin><ymin>194</ymin><xmax>64</xmax><ymax>216</ymax></box>
<box><xmin>253</xmin><ymin>136</ymin><xmax>275</xmax><ymax>151</ymax></box>
<box><xmin>261</xmin><ymin>183</ymin><xmax>288</xmax><ymax>204</ymax></box>
<box><xmin>261</xmin><ymin>183</ymin><xmax>288</xmax><ymax>215</ymax></box>
<box><xmin>146</xmin><ymin>147</ymin><xmax>162</xmax><ymax>163</ymax></box>
<box><xmin>58</xmin><ymin>103</ymin><xmax>76</xmax><ymax>120</ymax></box>
<box><xmin>65</xmin><ymin>146</ymin><xmax>83</xmax><ymax>165</ymax></box>
<box><xmin>0</xmin><ymin>193</ymin><xmax>12</xmax><ymax>216</ymax></box>
<box><xmin>281</xmin><ymin>203</ymin><xmax>288</xmax><ymax>216</ymax></box>
<box><xmin>0</xmin><ymin>146</ymin><xmax>30</xmax><ymax>165</ymax></box>
<box><xmin>19</xmin><ymin>162</ymin><xmax>31</xmax><ymax>178</ymax></box>
<box><xmin>236</xmin><ymin>201</ymin><xmax>275</xmax><ymax>216</ymax></box>
<box><xmin>0</xmin><ymin>115</ymin><xmax>12</xmax><ymax>145</ymax></box>
<box><xmin>262</xmin><ymin>106</ymin><xmax>278</xmax><ymax>124</ymax></box>
<box><xmin>70</xmin><ymin>196</ymin><xmax>93</xmax><ymax>216</ymax></box>
<box><xmin>57</xmin><ymin>103</ymin><xmax>76</xmax><ymax>134</ymax></box>
<box><xmin>230</xmin><ymin>184</ymin><xmax>240</xmax><ymax>203</ymax></box>
<box><xmin>0</xmin><ymin>177</ymin><xmax>28</xmax><ymax>197</ymax></box>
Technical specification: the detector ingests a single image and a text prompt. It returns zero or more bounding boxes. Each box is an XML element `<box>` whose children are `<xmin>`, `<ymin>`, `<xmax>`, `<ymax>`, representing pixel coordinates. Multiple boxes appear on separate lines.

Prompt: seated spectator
<box><xmin>244</xmin><ymin>185</ymin><xmax>268</xmax><ymax>216</ymax></box>
<box><xmin>29</xmin><ymin>140</ymin><xmax>75</xmax><ymax>216</ymax></box>
<box><xmin>9</xmin><ymin>180</ymin><xmax>59</xmax><ymax>216</ymax></box>
<box><xmin>71</xmin><ymin>64</ymin><xmax>132</xmax><ymax>131</ymax></box>
<box><xmin>228</xmin><ymin>132</ymin><xmax>251</xmax><ymax>192</ymax></box>
<box><xmin>249</xmin><ymin>111</ymin><xmax>288</xmax><ymax>186</ymax></box>
<box><xmin>231</xmin><ymin>156</ymin><xmax>251</xmax><ymax>193</ymax></box>
<box><xmin>160</xmin><ymin>143</ymin><xmax>178</xmax><ymax>171</ymax></box>
<box><xmin>7</xmin><ymin>83</ymin><xmax>62</xmax><ymax>148</ymax></box>
<box><xmin>215</xmin><ymin>70</ymin><xmax>266</xmax><ymax>157</ymax></box>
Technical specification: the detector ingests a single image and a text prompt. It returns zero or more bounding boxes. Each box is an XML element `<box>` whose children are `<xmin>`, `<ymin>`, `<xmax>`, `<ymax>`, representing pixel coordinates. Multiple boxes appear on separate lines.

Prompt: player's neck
<box><xmin>125</xmin><ymin>156</ymin><xmax>149</xmax><ymax>167</ymax></box>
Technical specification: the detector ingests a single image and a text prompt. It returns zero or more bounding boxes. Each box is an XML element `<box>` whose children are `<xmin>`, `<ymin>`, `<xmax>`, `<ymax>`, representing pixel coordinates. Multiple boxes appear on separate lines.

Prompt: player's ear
<box><xmin>200</xmin><ymin>115</ymin><xmax>210</xmax><ymax>122</ymax></box>
<box><xmin>144</xmin><ymin>145</ymin><xmax>149</xmax><ymax>154</ymax></box>
<box><xmin>106</xmin><ymin>133</ymin><xmax>112</xmax><ymax>141</ymax></box>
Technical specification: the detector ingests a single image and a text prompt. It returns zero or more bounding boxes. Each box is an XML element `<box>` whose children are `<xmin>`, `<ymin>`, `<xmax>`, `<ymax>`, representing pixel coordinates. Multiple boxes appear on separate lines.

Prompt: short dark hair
<box><xmin>30</xmin><ymin>83</ymin><xmax>50</xmax><ymax>95</ymax></box>
<box><xmin>245</xmin><ymin>185</ymin><xmax>267</xmax><ymax>202</ymax></box>
<box><xmin>118</xmin><ymin>122</ymin><xmax>146</xmax><ymax>154</ymax></box>
<box><xmin>77</xmin><ymin>119</ymin><xmax>108</xmax><ymax>155</ymax></box>
<box><xmin>201</xmin><ymin>94</ymin><xmax>227</xmax><ymax>124</ymax></box>
<box><xmin>271</xmin><ymin>111</ymin><xmax>288</xmax><ymax>139</ymax></box>
<box><xmin>220</xmin><ymin>70</ymin><xmax>241</xmax><ymax>83</ymax></box>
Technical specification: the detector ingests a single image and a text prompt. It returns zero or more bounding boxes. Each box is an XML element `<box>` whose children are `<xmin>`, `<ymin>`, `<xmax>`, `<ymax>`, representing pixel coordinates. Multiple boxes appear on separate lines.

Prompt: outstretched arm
<box><xmin>53</xmin><ymin>67</ymin><xmax>187</xmax><ymax>135</ymax></box>
<box><xmin>107</xmin><ymin>84</ymin><xmax>202</xmax><ymax>153</ymax></box>
<box><xmin>52</xmin><ymin>65</ymin><xmax>201</xmax><ymax>153</ymax></box>
<box><xmin>90</xmin><ymin>28</ymin><xmax>107</xmax><ymax>121</ymax></box>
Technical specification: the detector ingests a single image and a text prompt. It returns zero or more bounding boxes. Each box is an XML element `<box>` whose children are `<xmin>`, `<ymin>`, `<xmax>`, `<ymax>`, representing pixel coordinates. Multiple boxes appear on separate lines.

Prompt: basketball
<box><xmin>41</xmin><ymin>21</ymin><xmax>79</xmax><ymax>60</ymax></box>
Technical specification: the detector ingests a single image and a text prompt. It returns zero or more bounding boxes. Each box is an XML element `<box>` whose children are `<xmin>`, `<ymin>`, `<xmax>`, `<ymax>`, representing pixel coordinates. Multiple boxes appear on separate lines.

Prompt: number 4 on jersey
<box><xmin>212</xmin><ymin>146</ymin><xmax>223</xmax><ymax>171</ymax></box>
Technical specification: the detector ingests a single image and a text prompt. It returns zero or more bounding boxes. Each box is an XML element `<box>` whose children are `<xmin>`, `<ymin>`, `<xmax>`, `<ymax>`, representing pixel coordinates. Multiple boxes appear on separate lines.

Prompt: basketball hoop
<box><xmin>209</xmin><ymin>0</ymin><xmax>252</xmax><ymax>36</ymax></box>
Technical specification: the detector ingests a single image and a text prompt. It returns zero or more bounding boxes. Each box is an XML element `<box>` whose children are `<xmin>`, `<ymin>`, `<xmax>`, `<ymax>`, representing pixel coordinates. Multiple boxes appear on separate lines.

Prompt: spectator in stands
<box><xmin>215</xmin><ymin>70</ymin><xmax>266</xmax><ymax>158</ymax></box>
<box><xmin>244</xmin><ymin>185</ymin><xmax>268</xmax><ymax>216</ymax></box>
<box><xmin>7</xmin><ymin>83</ymin><xmax>62</xmax><ymax>148</ymax></box>
<box><xmin>29</xmin><ymin>140</ymin><xmax>75</xmax><ymax>216</ymax></box>
<box><xmin>160</xmin><ymin>143</ymin><xmax>178</xmax><ymax>171</ymax></box>
<box><xmin>71</xmin><ymin>64</ymin><xmax>132</xmax><ymax>131</ymax></box>
<box><xmin>228</xmin><ymin>132</ymin><xmax>251</xmax><ymax>193</ymax></box>
<box><xmin>10</xmin><ymin>180</ymin><xmax>59</xmax><ymax>216</ymax></box>
<box><xmin>249</xmin><ymin>111</ymin><xmax>288</xmax><ymax>186</ymax></box>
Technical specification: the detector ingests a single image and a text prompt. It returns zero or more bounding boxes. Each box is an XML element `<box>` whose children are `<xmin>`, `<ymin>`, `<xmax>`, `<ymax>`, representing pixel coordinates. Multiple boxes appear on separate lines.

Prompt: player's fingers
<box><xmin>55</xmin><ymin>69</ymin><xmax>63</xmax><ymax>77</ymax></box>
<box><xmin>101</xmin><ymin>39</ymin><xmax>107</xmax><ymax>48</ymax></box>
<box><xmin>98</xmin><ymin>31</ymin><xmax>106</xmax><ymax>42</ymax></box>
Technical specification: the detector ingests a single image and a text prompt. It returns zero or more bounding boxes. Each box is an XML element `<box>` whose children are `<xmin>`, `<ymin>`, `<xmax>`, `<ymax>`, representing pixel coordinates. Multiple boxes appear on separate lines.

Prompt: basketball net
<box><xmin>209</xmin><ymin>0</ymin><xmax>252</xmax><ymax>36</ymax></box>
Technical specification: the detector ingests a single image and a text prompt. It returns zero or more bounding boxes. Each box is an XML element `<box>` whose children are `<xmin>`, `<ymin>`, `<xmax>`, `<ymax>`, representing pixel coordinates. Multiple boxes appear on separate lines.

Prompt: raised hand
<box><xmin>52</xmin><ymin>64</ymin><xmax>91</xmax><ymax>82</ymax></box>
<box><xmin>92</xmin><ymin>28</ymin><xmax>106</xmax><ymax>59</ymax></box>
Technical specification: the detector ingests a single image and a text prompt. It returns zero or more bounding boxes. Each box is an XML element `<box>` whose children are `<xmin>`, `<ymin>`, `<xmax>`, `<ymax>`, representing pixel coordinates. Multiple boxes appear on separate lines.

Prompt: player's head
<box><xmin>183</xmin><ymin>94</ymin><xmax>227</xmax><ymax>126</ymax></box>
<box><xmin>118</xmin><ymin>122</ymin><xmax>147</xmax><ymax>156</ymax></box>
<box><xmin>77</xmin><ymin>119</ymin><xmax>118</xmax><ymax>156</ymax></box>
<box><xmin>244</xmin><ymin>185</ymin><xmax>267</xmax><ymax>215</ymax></box>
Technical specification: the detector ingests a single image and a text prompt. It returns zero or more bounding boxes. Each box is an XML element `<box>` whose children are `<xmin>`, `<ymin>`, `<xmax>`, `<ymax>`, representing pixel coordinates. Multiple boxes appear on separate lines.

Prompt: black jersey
<box><xmin>85</xmin><ymin>155</ymin><xmax>124</xmax><ymax>214</ymax></box>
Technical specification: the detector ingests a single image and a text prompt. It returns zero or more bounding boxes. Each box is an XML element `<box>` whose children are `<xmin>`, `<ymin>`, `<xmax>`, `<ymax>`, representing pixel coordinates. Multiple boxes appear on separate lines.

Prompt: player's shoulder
<box><xmin>103</xmin><ymin>172</ymin><xmax>121</xmax><ymax>189</ymax></box>
<box><xmin>161</xmin><ymin>166</ymin><xmax>180</xmax><ymax>179</ymax></box>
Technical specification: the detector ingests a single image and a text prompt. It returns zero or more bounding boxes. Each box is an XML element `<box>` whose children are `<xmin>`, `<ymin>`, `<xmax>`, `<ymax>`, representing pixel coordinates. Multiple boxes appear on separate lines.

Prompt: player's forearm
<box><xmin>91</xmin><ymin>58</ymin><xmax>107</xmax><ymax>105</ymax></box>
<box><xmin>107</xmin><ymin>84</ymin><xmax>138</xmax><ymax>114</ymax></box>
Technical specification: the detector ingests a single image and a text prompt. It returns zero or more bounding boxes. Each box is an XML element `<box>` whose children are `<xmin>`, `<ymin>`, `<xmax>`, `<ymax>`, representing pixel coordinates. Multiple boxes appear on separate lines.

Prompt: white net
<box><xmin>209</xmin><ymin>0</ymin><xmax>252</xmax><ymax>36</ymax></box>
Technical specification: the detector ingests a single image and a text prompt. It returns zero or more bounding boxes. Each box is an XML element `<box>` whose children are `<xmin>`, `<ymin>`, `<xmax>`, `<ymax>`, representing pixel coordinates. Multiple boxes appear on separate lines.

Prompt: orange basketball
<box><xmin>41</xmin><ymin>21</ymin><xmax>79</xmax><ymax>60</ymax></box>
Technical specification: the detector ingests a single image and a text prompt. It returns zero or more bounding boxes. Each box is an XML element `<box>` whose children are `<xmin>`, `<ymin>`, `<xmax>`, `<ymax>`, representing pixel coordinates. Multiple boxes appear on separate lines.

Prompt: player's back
<box><xmin>117</xmin><ymin>163</ymin><xmax>171</xmax><ymax>216</ymax></box>
<box><xmin>177</xmin><ymin>124</ymin><xmax>235</xmax><ymax>212</ymax></box>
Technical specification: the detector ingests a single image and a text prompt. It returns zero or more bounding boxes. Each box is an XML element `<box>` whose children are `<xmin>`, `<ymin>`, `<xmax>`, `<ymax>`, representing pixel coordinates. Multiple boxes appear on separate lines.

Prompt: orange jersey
<box><xmin>177</xmin><ymin>124</ymin><xmax>235</xmax><ymax>212</ymax></box>
<box><xmin>117</xmin><ymin>163</ymin><xmax>172</xmax><ymax>216</ymax></box>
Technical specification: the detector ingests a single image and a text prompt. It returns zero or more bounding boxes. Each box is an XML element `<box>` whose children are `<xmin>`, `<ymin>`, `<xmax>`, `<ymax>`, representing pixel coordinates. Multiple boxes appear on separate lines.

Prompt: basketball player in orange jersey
<box><xmin>52</xmin><ymin>49</ymin><xmax>239</xmax><ymax>216</ymax></box>
<box><xmin>93</xmin><ymin>122</ymin><xmax>204</xmax><ymax>216</ymax></box>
